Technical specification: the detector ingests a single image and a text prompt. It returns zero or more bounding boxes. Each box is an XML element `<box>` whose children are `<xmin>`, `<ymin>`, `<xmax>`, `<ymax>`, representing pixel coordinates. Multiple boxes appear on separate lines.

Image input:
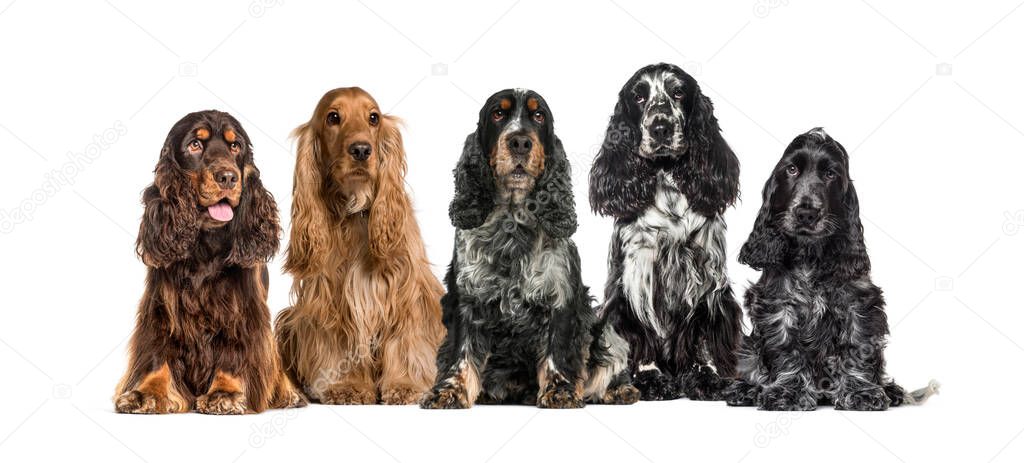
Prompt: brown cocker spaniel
<box><xmin>275</xmin><ymin>88</ymin><xmax>445</xmax><ymax>405</ymax></box>
<box><xmin>115</xmin><ymin>110</ymin><xmax>305</xmax><ymax>414</ymax></box>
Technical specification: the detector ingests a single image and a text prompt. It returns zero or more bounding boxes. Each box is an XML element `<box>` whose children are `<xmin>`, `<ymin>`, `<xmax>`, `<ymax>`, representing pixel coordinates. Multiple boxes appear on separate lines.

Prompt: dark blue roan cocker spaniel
<box><xmin>590</xmin><ymin>63</ymin><xmax>742</xmax><ymax>401</ymax></box>
<box><xmin>421</xmin><ymin>89</ymin><xmax>639</xmax><ymax>409</ymax></box>
<box><xmin>725</xmin><ymin>128</ymin><xmax>939</xmax><ymax>410</ymax></box>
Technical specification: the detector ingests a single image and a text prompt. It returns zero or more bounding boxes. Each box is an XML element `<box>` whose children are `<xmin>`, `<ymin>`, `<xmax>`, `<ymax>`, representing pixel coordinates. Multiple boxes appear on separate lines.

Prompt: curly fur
<box><xmin>423</xmin><ymin>89</ymin><xmax>638</xmax><ymax>409</ymax></box>
<box><xmin>115</xmin><ymin>110</ymin><xmax>304</xmax><ymax>414</ymax></box>
<box><xmin>275</xmin><ymin>88</ymin><xmax>444</xmax><ymax>405</ymax></box>
<box><xmin>726</xmin><ymin>128</ymin><xmax>939</xmax><ymax>410</ymax></box>
<box><xmin>590</xmin><ymin>64</ymin><xmax>743</xmax><ymax>401</ymax></box>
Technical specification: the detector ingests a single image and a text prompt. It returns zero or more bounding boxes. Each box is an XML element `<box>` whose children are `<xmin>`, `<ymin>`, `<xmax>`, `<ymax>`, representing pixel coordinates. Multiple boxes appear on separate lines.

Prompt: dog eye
<box><xmin>229</xmin><ymin>141</ymin><xmax>242</xmax><ymax>154</ymax></box>
<box><xmin>369</xmin><ymin>112</ymin><xmax>380</xmax><ymax>126</ymax></box>
<box><xmin>824</xmin><ymin>170</ymin><xmax>837</xmax><ymax>180</ymax></box>
<box><xmin>785</xmin><ymin>165</ymin><xmax>799</xmax><ymax>176</ymax></box>
<box><xmin>532</xmin><ymin>111</ymin><xmax>545</xmax><ymax>123</ymax></box>
<box><xmin>326</xmin><ymin>111</ymin><xmax>341</xmax><ymax>126</ymax></box>
<box><xmin>672</xmin><ymin>89</ymin><xmax>684</xmax><ymax>100</ymax></box>
<box><xmin>188</xmin><ymin>139</ymin><xmax>203</xmax><ymax>154</ymax></box>
<box><xmin>492</xmin><ymin>109</ymin><xmax>505</xmax><ymax>122</ymax></box>
<box><xmin>634</xmin><ymin>94</ymin><xmax>645</xmax><ymax>104</ymax></box>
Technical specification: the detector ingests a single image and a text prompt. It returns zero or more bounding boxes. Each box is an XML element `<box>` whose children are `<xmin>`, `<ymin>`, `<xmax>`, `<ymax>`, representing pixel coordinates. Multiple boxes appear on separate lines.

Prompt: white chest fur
<box><xmin>617</xmin><ymin>172</ymin><xmax>729</xmax><ymax>337</ymax></box>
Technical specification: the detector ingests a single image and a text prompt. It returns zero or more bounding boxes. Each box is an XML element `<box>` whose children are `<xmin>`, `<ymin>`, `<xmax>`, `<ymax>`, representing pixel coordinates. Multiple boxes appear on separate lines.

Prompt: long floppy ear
<box><xmin>826</xmin><ymin>181</ymin><xmax>871</xmax><ymax>279</ymax></box>
<box><xmin>738</xmin><ymin>174</ymin><xmax>788</xmax><ymax>270</ymax></box>
<box><xmin>675</xmin><ymin>93</ymin><xmax>740</xmax><ymax>217</ymax></box>
<box><xmin>226</xmin><ymin>162</ymin><xmax>280</xmax><ymax>267</ymax></box>
<box><xmin>449</xmin><ymin>132</ymin><xmax>495</xmax><ymax>229</ymax></box>
<box><xmin>589</xmin><ymin>100</ymin><xmax>656</xmax><ymax>219</ymax></box>
<box><xmin>283</xmin><ymin>122</ymin><xmax>332</xmax><ymax>277</ymax></box>
<box><xmin>136</xmin><ymin>144</ymin><xmax>200</xmax><ymax>267</ymax></box>
<box><xmin>368</xmin><ymin>115</ymin><xmax>409</xmax><ymax>258</ymax></box>
<box><xmin>527</xmin><ymin>137</ymin><xmax>577</xmax><ymax>239</ymax></box>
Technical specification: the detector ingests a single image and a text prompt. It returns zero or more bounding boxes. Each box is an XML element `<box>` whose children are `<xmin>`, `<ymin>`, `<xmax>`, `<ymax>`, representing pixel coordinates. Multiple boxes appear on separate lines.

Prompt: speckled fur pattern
<box><xmin>422</xmin><ymin>89</ymin><xmax>638</xmax><ymax>409</ymax></box>
<box><xmin>726</xmin><ymin>128</ymin><xmax>937</xmax><ymax>411</ymax></box>
<box><xmin>589</xmin><ymin>64</ymin><xmax>742</xmax><ymax>401</ymax></box>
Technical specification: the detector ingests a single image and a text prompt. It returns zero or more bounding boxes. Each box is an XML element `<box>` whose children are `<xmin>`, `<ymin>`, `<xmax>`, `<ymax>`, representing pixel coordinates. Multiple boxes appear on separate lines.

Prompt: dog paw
<box><xmin>723</xmin><ymin>380</ymin><xmax>759</xmax><ymax>407</ymax></box>
<box><xmin>682</xmin><ymin>365</ymin><xmax>729</xmax><ymax>401</ymax></box>
<box><xmin>196</xmin><ymin>391</ymin><xmax>247</xmax><ymax>415</ymax></box>
<box><xmin>420</xmin><ymin>385</ymin><xmax>471</xmax><ymax>409</ymax></box>
<box><xmin>538</xmin><ymin>383</ymin><xmax>584</xmax><ymax>409</ymax></box>
<box><xmin>115</xmin><ymin>390</ymin><xmax>179</xmax><ymax>414</ymax></box>
<box><xmin>836</xmin><ymin>387</ymin><xmax>890</xmax><ymax>411</ymax></box>
<box><xmin>601</xmin><ymin>384</ymin><xmax>641</xmax><ymax>405</ymax></box>
<box><xmin>283</xmin><ymin>389</ymin><xmax>308</xmax><ymax>409</ymax></box>
<box><xmin>381</xmin><ymin>386</ymin><xmax>424</xmax><ymax>405</ymax></box>
<box><xmin>758</xmin><ymin>387</ymin><xmax>816</xmax><ymax>411</ymax></box>
<box><xmin>633</xmin><ymin>370</ymin><xmax>681</xmax><ymax>401</ymax></box>
<box><xmin>320</xmin><ymin>384</ymin><xmax>377</xmax><ymax>405</ymax></box>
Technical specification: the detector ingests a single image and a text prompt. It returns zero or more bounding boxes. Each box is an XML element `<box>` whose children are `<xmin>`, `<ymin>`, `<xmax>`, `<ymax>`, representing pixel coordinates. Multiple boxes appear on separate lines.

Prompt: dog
<box><xmin>589</xmin><ymin>63</ymin><xmax>743</xmax><ymax>400</ymax></box>
<box><xmin>725</xmin><ymin>128</ymin><xmax>940</xmax><ymax>410</ymax></box>
<box><xmin>275</xmin><ymin>88</ymin><xmax>445</xmax><ymax>405</ymax></box>
<box><xmin>421</xmin><ymin>89</ymin><xmax>639</xmax><ymax>409</ymax></box>
<box><xmin>115</xmin><ymin>110</ymin><xmax>305</xmax><ymax>414</ymax></box>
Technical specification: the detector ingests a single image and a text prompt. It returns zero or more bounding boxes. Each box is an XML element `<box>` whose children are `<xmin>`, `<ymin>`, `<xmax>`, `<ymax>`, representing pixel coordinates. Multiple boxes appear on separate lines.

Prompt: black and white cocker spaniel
<box><xmin>589</xmin><ymin>63</ymin><xmax>742</xmax><ymax>401</ymax></box>
<box><xmin>421</xmin><ymin>89</ymin><xmax>639</xmax><ymax>409</ymax></box>
<box><xmin>725</xmin><ymin>128</ymin><xmax>939</xmax><ymax>410</ymax></box>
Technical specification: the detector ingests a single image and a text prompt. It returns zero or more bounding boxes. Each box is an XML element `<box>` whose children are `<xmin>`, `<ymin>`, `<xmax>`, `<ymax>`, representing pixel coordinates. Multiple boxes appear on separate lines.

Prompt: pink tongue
<box><xmin>208</xmin><ymin>202</ymin><xmax>234</xmax><ymax>222</ymax></box>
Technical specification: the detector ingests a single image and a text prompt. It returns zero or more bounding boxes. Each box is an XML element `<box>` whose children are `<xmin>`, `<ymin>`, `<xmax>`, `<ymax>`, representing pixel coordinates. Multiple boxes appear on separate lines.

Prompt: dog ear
<box><xmin>136</xmin><ymin>141</ymin><xmax>200</xmax><ymax>267</ymax></box>
<box><xmin>368</xmin><ymin>115</ymin><xmax>409</xmax><ymax>258</ymax></box>
<box><xmin>284</xmin><ymin>122</ymin><xmax>332</xmax><ymax>277</ymax></box>
<box><xmin>827</xmin><ymin>181</ymin><xmax>871</xmax><ymax>279</ymax></box>
<box><xmin>449</xmin><ymin>132</ymin><xmax>495</xmax><ymax>229</ymax></box>
<box><xmin>589</xmin><ymin>100</ymin><xmax>656</xmax><ymax>219</ymax></box>
<box><xmin>738</xmin><ymin>174</ymin><xmax>788</xmax><ymax>271</ymax></box>
<box><xmin>674</xmin><ymin>92</ymin><xmax>740</xmax><ymax>217</ymax></box>
<box><xmin>226</xmin><ymin>161</ymin><xmax>280</xmax><ymax>267</ymax></box>
<box><xmin>528</xmin><ymin>137</ymin><xmax>577</xmax><ymax>239</ymax></box>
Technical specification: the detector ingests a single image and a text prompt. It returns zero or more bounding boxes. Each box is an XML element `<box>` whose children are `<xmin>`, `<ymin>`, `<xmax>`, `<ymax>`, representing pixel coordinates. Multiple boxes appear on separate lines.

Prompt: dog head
<box><xmin>449</xmin><ymin>88</ymin><xmax>577</xmax><ymax>238</ymax></box>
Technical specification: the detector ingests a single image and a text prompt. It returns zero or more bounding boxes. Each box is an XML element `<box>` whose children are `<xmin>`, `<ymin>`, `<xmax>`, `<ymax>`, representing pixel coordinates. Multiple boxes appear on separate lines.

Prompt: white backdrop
<box><xmin>1</xmin><ymin>0</ymin><xmax>1021</xmax><ymax>461</ymax></box>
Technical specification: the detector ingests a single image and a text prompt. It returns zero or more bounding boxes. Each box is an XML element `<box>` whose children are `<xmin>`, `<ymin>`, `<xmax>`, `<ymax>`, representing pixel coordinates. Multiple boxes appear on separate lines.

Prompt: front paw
<box><xmin>381</xmin><ymin>386</ymin><xmax>424</xmax><ymax>405</ymax></box>
<box><xmin>633</xmin><ymin>370</ymin><xmax>681</xmax><ymax>401</ymax></box>
<box><xmin>836</xmin><ymin>387</ymin><xmax>890</xmax><ymax>411</ymax></box>
<box><xmin>724</xmin><ymin>380</ymin><xmax>760</xmax><ymax>407</ymax></box>
<box><xmin>600</xmin><ymin>384</ymin><xmax>641</xmax><ymax>405</ymax></box>
<box><xmin>115</xmin><ymin>390</ymin><xmax>181</xmax><ymax>414</ymax></box>
<box><xmin>758</xmin><ymin>387</ymin><xmax>816</xmax><ymax>411</ymax></box>
<box><xmin>320</xmin><ymin>383</ymin><xmax>377</xmax><ymax>405</ymax></box>
<box><xmin>420</xmin><ymin>385</ymin><xmax>471</xmax><ymax>409</ymax></box>
<box><xmin>538</xmin><ymin>383</ymin><xmax>584</xmax><ymax>409</ymax></box>
<box><xmin>682</xmin><ymin>365</ymin><xmax>730</xmax><ymax>401</ymax></box>
<box><xmin>196</xmin><ymin>391</ymin><xmax>247</xmax><ymax>415</ymax></box>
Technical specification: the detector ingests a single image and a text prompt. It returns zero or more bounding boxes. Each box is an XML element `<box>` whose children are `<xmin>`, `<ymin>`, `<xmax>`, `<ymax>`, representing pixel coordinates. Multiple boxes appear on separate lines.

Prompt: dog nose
<box><xmin>216</xmin><ymin>170</ymin><xmax>237</xmax><ymax>189</ymax></box>
<box><xmin>348</xmin><ymin>142</ymin><xmax>372</xmax><ymax>161</ymax></box>
<box><xmin>651</xmin><ymin>121</ymin><xmax>671</xmax><ymax>140</ymax></box>
<box><xmin>794</xmin><ymin>206</ymin><xmax>821</xmax><ymax>225</ymax></box>
<box><xmin>508</xmin><ymin>135</ymin><xmax>533</xmax><ymax>156</ymax></box>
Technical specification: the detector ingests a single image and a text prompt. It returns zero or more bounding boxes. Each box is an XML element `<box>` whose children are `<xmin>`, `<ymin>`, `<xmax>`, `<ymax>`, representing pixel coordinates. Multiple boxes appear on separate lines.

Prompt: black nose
<box><xmin>508</xmin><ymin>135</ymin><xmax>533</xmax><ymax>156</ymax></box>
<box><xmin>216</xmin><ymin>170</ymin><xmax>237</xmax><ymax>189</ymax></box>
<box><xmin>651</xmin><ymin>121</ymin><xmax>671</xmax><ymax>141</ymax></box>
<box><xmin>348</xmin><ymin>142</ymin><xmax>372</xmax><ymax>161</ymax></box>
<box><xmin>794</xmin><ymin>206</ymin><xmax>821</xmax><ymax>226</ymax></box>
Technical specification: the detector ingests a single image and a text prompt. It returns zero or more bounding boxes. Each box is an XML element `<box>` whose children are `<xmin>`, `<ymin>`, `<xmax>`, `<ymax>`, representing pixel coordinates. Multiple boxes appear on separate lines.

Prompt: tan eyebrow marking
<box><xmin>500</xmin><ymin>98</ymin><xmax>512</xmax><ymax>110</ymax></box>
<box><xmin>195</xmin><ymin>128</ymin><xmax>210</xmax><ymax>140</ymax></box>
<box><xmin>526</xmin><ymin>98</ymin><xmax>538</xmax><ymax>111</ymax></box>
<box><xmin>224</xmin><ymin>129</ymin><xmax>236</xmax><ymax>143</ymax></box>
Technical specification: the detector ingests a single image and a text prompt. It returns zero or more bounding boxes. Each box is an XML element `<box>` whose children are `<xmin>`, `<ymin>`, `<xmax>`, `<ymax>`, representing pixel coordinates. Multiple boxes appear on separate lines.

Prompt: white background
<box><xmin>1</xmin><ymin>0</ymin><xmax>1021</xmax><ymax>461</ymax></box>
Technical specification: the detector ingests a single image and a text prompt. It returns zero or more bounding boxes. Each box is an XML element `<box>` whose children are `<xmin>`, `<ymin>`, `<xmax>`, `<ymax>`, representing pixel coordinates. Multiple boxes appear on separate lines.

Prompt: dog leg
<box><xmin>115</xmin><ymin>362</ymin><xmax>188</xmax><ymax>414</ymax></box>
<box><xmin>196</xmin><ymin>371</ymin><xmax>248</xmax><ymax>415</ymax></box>
<box><xmin>834</xmin><ymin>302</ymin><xmax>891</xmax><ymax>411</ymax></box>
<box><xmin>420</xmin><ymin>352</ymin><xmax>482</xmax><ymax>409</ymax></box>
<box><xmin>536</xmin><ymin>304</ymin><xmax>591</xmax><ymax>409</ymax></box>
<box><xmin>379</xmin><ymin>327</ymin><xmax>439</xmax><ymax>405</ymax></box>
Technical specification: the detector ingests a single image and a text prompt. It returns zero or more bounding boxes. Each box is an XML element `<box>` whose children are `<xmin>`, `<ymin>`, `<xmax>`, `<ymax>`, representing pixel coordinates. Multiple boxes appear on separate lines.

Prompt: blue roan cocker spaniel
<box><xmin>589</xmin><ymin>63</ymin><xmax>742</xmax><ymax>401</ymax></box>
<box><xmin>726</xmin><ymin>128</ymin><xmax>939</xmax><ymax>410</ymax></box>
<box><xmin>421</xmin><ymin>89</ymin><xmax>640</xmax><ymax>408</ymax></box>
